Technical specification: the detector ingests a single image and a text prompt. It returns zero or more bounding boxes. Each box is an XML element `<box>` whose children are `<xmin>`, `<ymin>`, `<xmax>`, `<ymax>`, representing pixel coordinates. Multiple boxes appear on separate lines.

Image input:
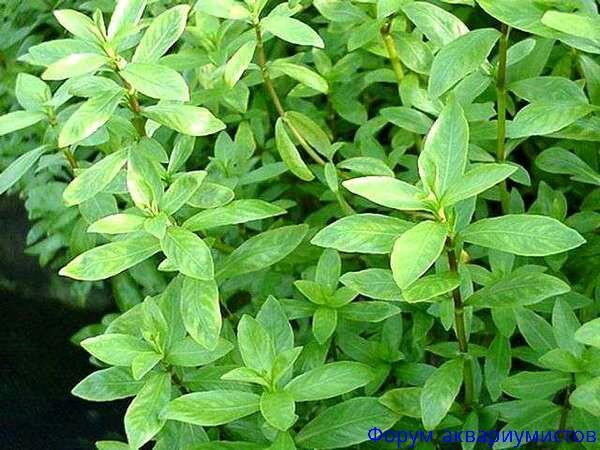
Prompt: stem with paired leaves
<box><xmin>496</xmin><ymin>23</ymin><xmax>510</xmax><ymax>214</ymax></box>
<box><xmin>380</xmin><ymin>17</ymin><xmax>404</xmax><ymax>88</ymax></box>
<box><xmin>447</xmin><ymin>237</ymin><xmax>475</xmax><ymax>408</ymax></box>
<box><xmin>253</xmin><ymin>23</ymin><xmax>325</xmax><ymax>166</ymax></box>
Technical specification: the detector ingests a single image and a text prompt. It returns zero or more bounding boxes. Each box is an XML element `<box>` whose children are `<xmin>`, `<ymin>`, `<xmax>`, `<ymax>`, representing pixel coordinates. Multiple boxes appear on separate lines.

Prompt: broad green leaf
<box><xmin>418</xmin><ymin>98</ymin><xmax>469</xmax><ymax>198</ymax></box>
<box><xmin>484</xmin><ymin>335</ymin><xmax>511</xmax><ymax>401</ymax></box>
<box><xmin>552</xmin><ymin>298</ymin><xmax>584</xmax><ymax>357</ymax></box>
<box><xmin>15</xmin><ymin>73</ymin><xmax>51</xmax><ymax>111</ymax></box>
<box><xmin>59</xmin><ymin>235</ymin><xmax>161</xmax><ymax>281</ymax></box>
<box><xmin>403</xmin><ymin>272</ymin><xmax>459</xmax><ymax>303</ymax></box>
<box><xmin>63</xmin><ymin>150</ymin><xmax>127</xmax><ymax>206</ymax></box>
<box><xmin>72</xmin><ymin>367</ymin><xmax>144</xmax><ymax>401</ymax></box>
<box><xmin>428</xmin><ymin>29</ymin><xmax>500</xmax><ymax>98</ymax></box>
<box><xmin>507</xmin><ymin>103</ymin><xmax>595</xmax><ymax>138</ymax></box>
<box><xmin>127</xmin><ymin>146</ymin><xmax>164</xmax><ymax>210</ymax></box>
<box><xmin>271</xmin><ymin>61</ymin><xmax>328</xmax><ymax>94</ymax></box>
<box><xmin>311</xmin><ymin>214</ymin><xmax>413</xmax><ymax>254</ymax></box>
<box><xmin>515</xmin><ymin>308</ymin><xmax>556</xmax><ymax>354</ymax></box>
<box><xmin>59</xmin><ymin>89</ymin><xmax>124</xmax><ymax>147</ymax></box>
<box><xmin>142</xmin><ymin>104</ymin><xmax>225</xmax><ymax>137</ymax></box>
<box><xmin>163</xmin><ymin>391</ymin><xmax>260</xmax><ymax>426</ymax></box>
<box><xmin>274</xmin><ymin>118</ymin><xmax>314</xmax><ymax>181</ymax></box>
<box><xmin>401</xmin><ymin>2</ymin><xmax>468</xmax><ymax>47</ymax></box>
<box><xmin>237</xmin><ymin>314</ymin><xmax>276</xmax><ymax>372</ymax></box>
<box><xmin>312</xmin><ymin>307</ymin><xmax>337</xmax><ymax>344</ymax></box>
<box><xmin>108</xmin><ymin>0</ymin><xmax>147</xmax><ymax>39</ymax></box>
<box><xmin>461</xmin><ymin>214</ymin><xmax>585</xmax><ymax>256</ymax></box>
<box><xmin>381</xmin><ymin>106</ymin><xmax>433</xmax><ymax>134</ymax></box>
<box><xmin>121</xmin><ymin>63</ymin><xmax>189</xmax><ymax>101</ymax></box>
<box><xmin>391</xmin><ymin>221</ymin><xmax>448</xmax><ymax>289</ymax></box>
<box><xmin>342</xmin><ymin>177</ymin><xmax>427</xmax><ymax>211</ymax></box>
<box><xmin>124</xmin><ymin>372</ymin><xmax>171</xmax><ymax>449</ymax></box>
<box><xmin>315</xmin><ymin>249</ymin><xmax>341</xmax><ymax>293</ymax></box>
<box><xmin>501</xmin><ymin>371</ymin><xmax>571</xmax><ymax>400</ymax></box>
<box><xmin>166</xmin><ymin>337</ymin><xmax>233</xmax><ymax>367</ymax></box>
<box><xmin>443</xmin><ymin>164</ymin><xmax>517</xmax><ymax>206</ymax></box>
<box><xmin>379</xmin><ymin>387</ymin><xmax>422</xmax><ymax>418</ymax></box>
<box><xmin>285</xmin><ymin>111</ymin><xmax>331</xmax><ymax>157</ymax></box>
<box><xmin>285</xmin><ymin>362</ymin><xmax>372</xmax><ymax>402</ymax></box>
<box><xmin>261</xmin><ymin>16</ymin><xmax>324</xmax><ymax>48</ymax></box>
<box><xmin>260</xmin><ymin>391</ymin><xmax>297</xmax><ymax>431</ymax></box>
<box><xmin>184</xmin><ymin>200</ymin><xmax>286</xmax><ymax>231</ymax></box>
<box><xmin>133</xmin><ymin>5</ymin><xmax>190</xmax><ymax>63</ymax></box>
<box><xmin>340</xmin><ymin>269</ymin><xmax>403</xmax><ymax>301</ymax></box>
<box><xmin>181</xmin><ymin>277</ymin><xmax>221</xmax><ymax>350</ymax></box>
<box><xmin>570</xmin><ymin>378</ymin><xmax>600</xmax><ymax>416</ymax></box>
<box><xmin>224</xmin><ymin>40</ymin><xmax>256</xmax><ymax>87</ymax></box>
<box><xmin>42</xmin><ymin>53</ymin><xmax>109</xmax><ymax>80</ymax></box>
<box><xmin>296</xmin><ymin>397</ymin><xmax>399</xmax><ymax>449</ymax></box>
<box><xmin>465</xmin><ymin>272</ymin><xmax>570</xmax><ymax>308</ymax></box>
<box><xmin>0</xmin><ymin>146</ymin><xmax>47</xmax><ymax>195</ymax></box>
<box><xmin>131</xmin><ymin>351</ymin><xmax>161</xmax><ymax>380</ymax></box>
<box><xmin>339</xmin><ymin>302</ymin><xmax>401</xmax><ymax>322</ymax></box>
<box><xmin>509</xmin><ymin>76</ymin><xmax>588</xmax><ymax>104</ymax></box>
<box><xmin>0</xmin><ymin>111</ymin><xmax>46</xmax><ymax>136</ymax></box>
<box><xmin>257</xmin><ymin>296</ymin><xmax>295</xmax><ymax>354</ymax></box>
<box><xmin>217</xmin><ymin>224</ymin><xmax>308</xmax><ymax>280</ymax></box>
<box><xmin>575</xmin><ymin>318</ymin><xmax>600</xmax><ymax>349</ymax></box>
<box><xmin>80</xmin><ymin>333</ymin><xmax>152</xmax><ymax>366</ymax></box>
<box><xmin>161</xmin><ymin>227</ymin><xmax>213</xmax><ymax>280</ymax></box>
<box><xmin>194</xmin><ymin>0</ymin><xmax>251</xmax><ymax>21</ymax></box>
<box><xmin>53</xmin><ymin>9</ymin><xmax>103</xmax><ymax>42</ymax></box>
<box><xmin>541</xmin><ymin>11</ymin><xmax>600</xmax><ymax>42</ymax></box>
<box><xmin>420</xmin><ymin>358</ymin><xmax>464</xmax><ymax>430</ymax></box>
<box><xmin>536</xmin><ymin>147</ymin><xmax>600</xmax><ymax>186</ymax></box>
<box><xmin>160</xmin><ymin>171</ymin><xmax>206</xmax><ymax>216</ymax></box>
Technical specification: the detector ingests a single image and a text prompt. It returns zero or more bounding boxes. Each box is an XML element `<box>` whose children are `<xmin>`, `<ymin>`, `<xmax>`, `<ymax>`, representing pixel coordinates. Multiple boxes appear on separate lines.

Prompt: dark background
<box><xmin>0</xmin><ymin>195</ymin><xmax>126</xmax><ymax>449</ymax></box>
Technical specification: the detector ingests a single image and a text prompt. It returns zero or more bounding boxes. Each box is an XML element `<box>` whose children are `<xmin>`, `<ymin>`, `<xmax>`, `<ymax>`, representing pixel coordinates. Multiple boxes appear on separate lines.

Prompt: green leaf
<box><xmin>53</xmin><ymin>9</ymin><xmax>103</xmax><ymax>42</ymax></box>
<box><xmin>161</xmin><ymin>227</ymin><xmax>213</xmax><ymax>280</ymax></box>
<box><xmin>285</xmin><ymin>111</ymin><xmax>331</xmax><ymax>157</ymax></box>
<box><xmin>484</xmin><ymin>335</ymin><xmax>511</xmax><ymax>401</ymax></box>
<box><xmin>15</xmin><ymin>73</ymin><xmax>51</xmax><ymax>111</ymax></box>
<box><xmin>59</xmin><ymin>89</ymin><xmax>124</xmax><ymax>147</ymax></box>
<box><xmin>63</xmin><ymin>150</ymin><xmax>127</xmax><ymax>206</ymax></box>
<box><xmin>312</xmin><ymin>307</ymin><xmax>337</xmax><ymax>344</ymax></box>
<box><xmin>401</xmin><ymin>2</ymin><xmax>468</xmax><ymax>47</ymax></box>
<box><xmin>59</xmin><ymin>235</ymin><xmax>161</xmax><ymax>281</ymax></box>
<box><xmin>180</xmin><ymin>277</ymin><xmax>221</xmax><ymax>350</ymax></box>
<box><xmin>461</xmin><ymin>214</ymin><xmax>586</xmax><ymax>256</ymax></box>
<box><xmin>257</xmin><ymin>296</ymin><xmax>295</xmax><ymax>354</ymax></box>
<box><xmin>142</xmin><ymin>104</ymin><xmax>225</xmax><ymax>136</ymax></box>
<box><xmin>340</xmin><ymin>269</ymin><xmax>403</xmax><ymax>301</ymax></box>
<box><xmin>284</xmin><ymin>362</ymin><xmax>372</xmax><ymax>402</ymax></box>
<box><xmin>509</xmin><ymin>76</ymin><xmax>588</xmax><ymax>104</ymax></box>
<box><xmin>166</xmin><ymin>337</ymin><xmax>233</xmax><ymax>367</ymax></box>
<box><xmin>0</xmin><ymin>111</ymin><xmax>46</xmax><ymax>136</ymax></box>
<box><xmin>428</xmin><ymin>28</ymin><xmax>500</xmax><ymax>98</ymax></box>
<box><xmin>339</xmin><ymin>302</ymin><xmax>401</xmax><ymax>322</ymax></box>
<box><xmin>224</xmin><ymin>40</ymin><xmax>256</xmax><ymax>87</ymax></box>
<box><xmin>163</xmin><ymin>390</ymin><xmax>260</xmax><ymax>426</ymax></box>
<box><xmin>501</xmin><ymin>371</ymin><xmax>571</xmax><ymax>399</ymax></box>
<box><xmin>541</xmin><ymin>11</ymin><xmax>600</xmax><ymax>42</ymax></box>
<box><xmin>342</xmin><ymin>176</ymin><xmax>427</xmax><ymax>211</ymax></box>
<box><xmin>296</xmin><ymin>397</ymin><xmax>398</xmax><ymax>449</ymax></box>
<box><xmin>133</xmin><ymin>5</ymin><xmax>190</xmax><ymax>63</ymax></box>
<box><xmin>260</xmin><ymin>391</ymin><xmax>297</xmax><ymax>431</ymax></box>
<box><xmin>443</xmin><ymin>164</ymin><xmax>517</xmax><ymax>206</ymax></box>
<box><xmin>124</xmin><ymin>372</ymin><xmax>171</xmax><ymax>449</ymax></box>
<box><xmin>184</xmin><ymin>200</ymin><xmax>285</xmax><ymax>231</ymax></box>
<box><xmin>72</xmin><ymin>367</ymin><xmax>144</xmax><ymax>401</ymax></box>
<box><xmin>80</xmin><ymin>333</ymin><xmax>152</xmax><ymax>366</ymax></box>
<box><xmin>108</xmin><ymin>0</ymin><xmax>147</xmax><ymax>40</ymax></box>
<box><xmin>311</xmin><ymin>214</ymin><xmax>413</xmax><ymax>254</ymax></box>
<box><xmin>127</xmin><ymin>145</ymin><xmax>164</xmax><ymax>210</ymax></box>
<box><xmin>271</xmin><ymin>61</ymin><xmax>329</xmax><ymax>94</ymax></box>
<box><xmin>274</xmin><ymin>118</ymin><xmax>314</xmax><ymax>181</ymax></box>
<box><xmin>261</xmin><ymin>16</ymin><xmax>324</xmax><ymax>48</ymax></box>
<box><xmin>379</xmin><ymin>387</ymin><xmax>422</xmax><ymax>418</ymax></box>
<box><xmin>217</xmin><ymin>224</ymin><xmax>308</xmax><ymax>280</ymax></box>
<box><xmin>391</xmin><ymin>221</ymin><xmax>448</xmax><ymax>289</ymax></box>
<box><xmin>194</xmin><ymin>0</ymin><xmax>251</xmax><ymax>21</ymax></box>
<box><xmin>237</xmin><ymin>314</ymin><xmax>276</xmax><ymax>372</ymax></box>
<box><xmin>121</xmin><ymin>63</ymin><xmax>189</xmax><ymax>101</ymax></box>
<box><xmin>381</xmin><ymin>106</ymin><xmax>434</xmax><ymax>134</ymax></box>
<box><xmin>575</xmin><ymin>318</ymin><xmax>600</xmax><ymax>349</ymax></box>
<box><xmin>160</xmin><ymin>171</ymin><xmax>206</xmax><ymax>216</ymax></box>
<box><xmin>403</xmin><ymin>272</ymin><xmax>459</xmax><ymax>303</ymax></box>
<box><xmin>536</xmin><ymin>147</ymin><xmax>600</xmax><ymax>186</ymax></box>
<box><xmin>465</xmin><ymin>272</ymin><xmax>570</xmax><ymax>308</ymax></box>
<box><xmin>0</xmin><ymin>146</ymin><xmax>47</xmax><ymax>195</ymax></box>
<box><xmin>42</xmin><ymin>53</ymin><xmax>109</xmax><ymax>80</ymax></box>
<box><xmin>418</xmin><ymin>98</ymin><xmax>469</xmax><ymax>198</ymax></box>
<box><xmin>552</xmin><ymin>298</ymin><xmax>584</xmax><ymax>357</ymax></box>
<box><xmin>420</xmin><ymin>358</ymin><xmax>464</xmax><ymax>430</ymax></box>
<box><xmin>570</xmin><ymin>377</ymin><xmax>600</xmax><ymax>416</ymax></box>
<box><xmin>507</xmin><ymin>103</ymin><xmax>595</xmax><ymax>138</ymax></box>
<box><xmin>515</xmin><ymin>308</ymin><xmax>556</xmax><ymax>354</ymax></box>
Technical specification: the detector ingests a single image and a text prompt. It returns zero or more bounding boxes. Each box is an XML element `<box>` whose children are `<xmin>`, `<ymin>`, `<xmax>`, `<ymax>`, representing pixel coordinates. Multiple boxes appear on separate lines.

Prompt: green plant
<box><xmin>1</xmin><ymin>0</ymin><xmax>600</xmax><ymax>449</ymax></box>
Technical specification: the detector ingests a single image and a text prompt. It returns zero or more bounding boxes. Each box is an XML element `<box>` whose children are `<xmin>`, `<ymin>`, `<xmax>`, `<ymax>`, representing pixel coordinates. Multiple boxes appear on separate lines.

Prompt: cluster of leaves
<box><xmin>1</xmin><ymin>0</ymin><xmax>600</xmax><ymax>449</ymax></box>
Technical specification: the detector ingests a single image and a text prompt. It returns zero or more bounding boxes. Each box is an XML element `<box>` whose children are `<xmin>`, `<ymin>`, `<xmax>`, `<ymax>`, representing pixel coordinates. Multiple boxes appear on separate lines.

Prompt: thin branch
<box><xmin>496</xmin><ymin>23</ymin><xmax>510</xmax><ymax>214</ymax></box>
<box><xmin>380</xmin><ymin>18</ymin><xmax>404</xmax><ymax>88</ymax></box>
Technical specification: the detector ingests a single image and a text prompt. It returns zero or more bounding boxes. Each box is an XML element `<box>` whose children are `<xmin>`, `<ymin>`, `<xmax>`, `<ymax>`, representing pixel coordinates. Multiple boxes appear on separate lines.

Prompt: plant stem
<box><xmin>253</xmin><ymin>24</ymin><xmax>325</xmax><ymax>166</ymax></box>
<box><xmin>496</xmin><ymin>23</ymin><xmax>510</xmax><ymax>214</ymax></box>
<box><xmin>380</xmin><ymin>18</ymin><xmax>404</xmax><ymax>88</ymax></box>
<box><xmin>559</xmin><ymin>375</ymin><xmax>575</xmax><ymax>430</ymax></box>
<box><xmin>62</xmin><ymin>148</ymin><xmax>78</xmax><ymax>173</ymax></box>
<box><xmin>447</xmin><ymin>237</ymin><xmax>475</xmax><ymax>408</ymax></box>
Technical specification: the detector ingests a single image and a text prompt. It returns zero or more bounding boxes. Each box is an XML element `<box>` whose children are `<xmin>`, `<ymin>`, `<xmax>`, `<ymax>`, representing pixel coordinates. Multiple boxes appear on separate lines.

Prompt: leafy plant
<box><xmin>1</xmin><ymin>0</ymin><xmax>600</xmax><ymax>449</ymax></box>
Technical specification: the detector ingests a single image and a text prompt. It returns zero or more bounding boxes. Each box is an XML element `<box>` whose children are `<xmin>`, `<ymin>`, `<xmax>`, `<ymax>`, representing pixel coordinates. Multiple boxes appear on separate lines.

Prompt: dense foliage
<box><xmin>1</xmin><ymin>0</ymin><xmax>600</xmax><ymax>448</ymax></box>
